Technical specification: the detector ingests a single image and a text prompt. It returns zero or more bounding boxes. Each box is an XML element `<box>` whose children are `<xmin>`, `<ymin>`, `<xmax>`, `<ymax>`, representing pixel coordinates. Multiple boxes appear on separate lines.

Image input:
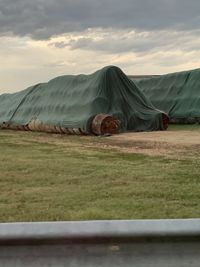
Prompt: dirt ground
<box><xmin>91</xmin><ymin>130</ymin><xmax>200</xmax><ymax>158</ymax></box>
<box><xmin>1</xmin><ymin>128</ymin><xmax>199</xmax><ymax>159</ymax></box>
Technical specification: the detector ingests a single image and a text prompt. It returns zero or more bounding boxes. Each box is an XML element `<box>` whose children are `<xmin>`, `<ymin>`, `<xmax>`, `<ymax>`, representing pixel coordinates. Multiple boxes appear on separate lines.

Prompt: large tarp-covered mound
<box><xmin>133</xmin><ymin>68</ymin><xmax>200</xmax><ymax>123</ymax></box>
<box><xmin>0</xmin><ymin>66</ymin><xmax>167</xmax><ymax>135</ymax></box>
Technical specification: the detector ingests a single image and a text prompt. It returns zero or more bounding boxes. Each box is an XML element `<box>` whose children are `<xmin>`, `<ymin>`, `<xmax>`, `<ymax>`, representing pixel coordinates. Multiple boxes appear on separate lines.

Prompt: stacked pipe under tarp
<box><xmin>0</xmin><ymin>66</ymin><xmax>168</xmax><ymax>135</ymax></box>
<box><xmin>133</xmin><ymin>68</ymin><xmax>200</xmax><ymax>123</ymax></box>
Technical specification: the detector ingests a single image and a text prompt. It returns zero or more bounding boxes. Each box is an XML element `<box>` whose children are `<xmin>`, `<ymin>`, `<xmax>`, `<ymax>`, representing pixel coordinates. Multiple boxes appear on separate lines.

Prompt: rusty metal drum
<box><xmin>91</xmin><ymin>113</ymin><xmax>121</xmax><ymax>135</ymax></box>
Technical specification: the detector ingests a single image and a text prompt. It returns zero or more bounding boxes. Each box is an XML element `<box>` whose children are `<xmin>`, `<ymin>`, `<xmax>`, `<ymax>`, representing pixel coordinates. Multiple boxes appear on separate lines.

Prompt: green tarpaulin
<box><xmin>0</xmin><ymin>66</ymin><xmax>165</xmax><ymax>133</ymax></box>
<box><xmin>133</xmin><ymin>68</ymin><xmax>200</xmax><ymax>123</ymax></box>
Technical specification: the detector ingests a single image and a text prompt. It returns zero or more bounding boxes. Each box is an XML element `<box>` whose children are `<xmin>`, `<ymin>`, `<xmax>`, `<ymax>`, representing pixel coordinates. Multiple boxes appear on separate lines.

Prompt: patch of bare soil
<box><xmin>3</xmin><ymin>128</ymin><xmax>199</xmax><ymax>159</ymax></box>
<box><xmin>90</xmin><ymin>130</ymin><xmax>200</xmax><ymax>158</ymax></box>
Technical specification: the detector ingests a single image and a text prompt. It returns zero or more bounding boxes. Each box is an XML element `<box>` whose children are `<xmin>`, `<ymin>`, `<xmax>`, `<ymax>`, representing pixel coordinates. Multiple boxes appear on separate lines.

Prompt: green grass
<box><xmin>0</xmin><ymin>129</ymin><xmax>200</xmax><ymax>222</ymax></box>
<box><xmin>169</xmin><ymin>123</ymin><xmax>200</xmax><ymax>131</ymax></box>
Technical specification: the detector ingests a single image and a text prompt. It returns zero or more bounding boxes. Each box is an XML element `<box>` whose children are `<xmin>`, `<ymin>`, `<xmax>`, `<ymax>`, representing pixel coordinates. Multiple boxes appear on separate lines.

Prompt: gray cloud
<box><xmin>49</xmin><ymin>29</ymin><xmax>200</xmax><ymax>55</ymax></box>
<box><xmin>67</xmin><ymin>36</ymin><xmax>163</xmax><ymax>54</ymax></box>
<box><xmin>0</xmin><ymin>0</ymin><xmax>200</xmax><ymax>39</ymax></box>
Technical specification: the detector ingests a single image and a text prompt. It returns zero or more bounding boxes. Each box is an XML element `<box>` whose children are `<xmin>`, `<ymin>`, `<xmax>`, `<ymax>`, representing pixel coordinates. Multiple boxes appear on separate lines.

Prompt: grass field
<box><xmin>0</xmin><ymin>126</ymin><xmax>200</xmax><ymax>222</ymax></box>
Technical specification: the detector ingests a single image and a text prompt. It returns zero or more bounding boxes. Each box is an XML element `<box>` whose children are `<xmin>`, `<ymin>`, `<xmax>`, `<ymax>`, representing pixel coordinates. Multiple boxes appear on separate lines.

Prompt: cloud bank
<box><xmin>0</xmin><ymin>0</ymin><xmax>200</xmax><ymax>92</ymax></box>
<box><xmin>0</xmin><ymin>0</ymin><xmax>200</xmax><ymax>39</ymax></box>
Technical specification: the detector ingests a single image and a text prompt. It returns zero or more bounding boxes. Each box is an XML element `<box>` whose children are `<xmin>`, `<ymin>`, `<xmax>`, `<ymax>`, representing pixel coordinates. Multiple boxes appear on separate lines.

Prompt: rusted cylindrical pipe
<box><xmin>91</xmin><ymin>113</ymin><xmax>121</xmax><ymax>135</ymax></box>
<box><xmin>162</xmin><ymin>113</ymin><xmax>169</xmax><ymax>130</ymax></box>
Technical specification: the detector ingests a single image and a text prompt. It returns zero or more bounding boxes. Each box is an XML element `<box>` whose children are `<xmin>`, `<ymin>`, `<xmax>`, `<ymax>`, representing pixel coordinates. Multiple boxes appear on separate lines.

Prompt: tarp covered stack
<box><xmin>133</xmin><ymin>68</ymin><xmax>200</xmax><ymax>123</ymax></box>
<box><xmin>0</xmin><ymin>66</ymin><xmax>168</xmax><ymax>135</ymax></box>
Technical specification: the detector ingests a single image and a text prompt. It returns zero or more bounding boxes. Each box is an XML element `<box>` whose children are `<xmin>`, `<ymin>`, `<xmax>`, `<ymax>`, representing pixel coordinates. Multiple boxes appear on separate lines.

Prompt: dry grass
<box><xmin>0</xmin><ymin>126</ymin><xmax>200</xmax><ymax>222</ymax></box>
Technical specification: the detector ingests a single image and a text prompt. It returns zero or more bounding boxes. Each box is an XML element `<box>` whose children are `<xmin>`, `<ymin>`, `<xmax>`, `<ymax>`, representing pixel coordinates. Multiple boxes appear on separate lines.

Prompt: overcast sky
<box><xmin>0</xmin><ymin>0</ymin><xmax>200</xmax><ymax>93</ymax></box>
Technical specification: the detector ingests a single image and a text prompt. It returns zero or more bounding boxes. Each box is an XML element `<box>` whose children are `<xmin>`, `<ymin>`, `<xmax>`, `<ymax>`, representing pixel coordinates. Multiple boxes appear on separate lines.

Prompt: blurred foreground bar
<box><xmin>0</xmin><ymin>219</ymin><xmax>200</xmax><ymax>267</ymax></box>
